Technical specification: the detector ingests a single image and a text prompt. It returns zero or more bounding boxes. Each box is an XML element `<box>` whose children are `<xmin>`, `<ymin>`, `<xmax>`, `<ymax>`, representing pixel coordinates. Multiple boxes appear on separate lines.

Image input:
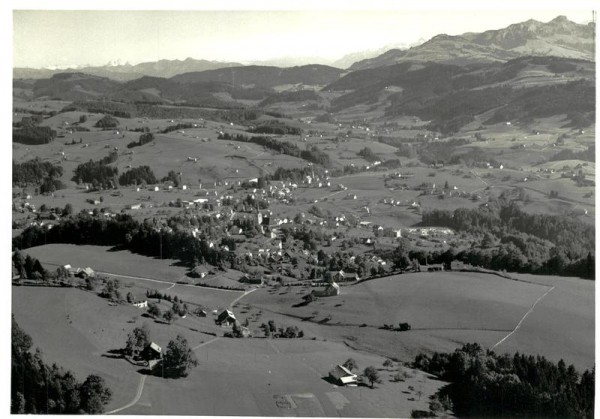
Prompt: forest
<box><xmin>416</xmin><ymin>199</ymin><xmax>595</xmax><ymax>278</ymax></box>
<box><xmin>72</xmin><ymin>151</ymin><xmax>119</xmax><ymax>188</ymax></box>
<box><xmin>413</xmin><ymin>343</ymin><xmax>594</xmax><ymax>418</ymax></box>
<box><xmin>13</xmin><ymin>126</ymin><xmax>57</xmax><ymax>145</ymax></box>
<box><xmin>12</xmin><ymin>316</ymin><xmax>112</xmax><ymax>414</ymax></box>
<box><xmin>13</xmin><ymin>158</ymin><xmax>64</xmax><ymax>186</ymax></box>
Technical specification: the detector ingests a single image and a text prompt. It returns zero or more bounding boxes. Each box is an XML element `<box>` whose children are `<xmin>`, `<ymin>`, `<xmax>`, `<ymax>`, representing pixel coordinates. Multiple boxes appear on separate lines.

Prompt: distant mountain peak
<box><xmin>350</xmin><ymin>15</ymin><xmax>594</xmax><ymax>70</ymax></box>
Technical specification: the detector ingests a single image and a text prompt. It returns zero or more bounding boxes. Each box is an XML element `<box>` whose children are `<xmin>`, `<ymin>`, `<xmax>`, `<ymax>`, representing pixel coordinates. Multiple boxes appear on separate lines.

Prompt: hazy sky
<box><xmin>13</xmin><ymin>9</ymin><xmax>594</xmax><ymax>68</ymax></box>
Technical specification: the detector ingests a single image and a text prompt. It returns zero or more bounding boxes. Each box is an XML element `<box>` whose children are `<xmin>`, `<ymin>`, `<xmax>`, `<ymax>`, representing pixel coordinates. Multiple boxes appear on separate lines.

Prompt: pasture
<box><xmin>12</xmin><ymin>286</ymin><xmax>446</xmax><ymax>416</ymax></box>
<box><xmin>244</xmin><ymin>271</ymin><xmax>595</xmax><ymax>371</ymax></box>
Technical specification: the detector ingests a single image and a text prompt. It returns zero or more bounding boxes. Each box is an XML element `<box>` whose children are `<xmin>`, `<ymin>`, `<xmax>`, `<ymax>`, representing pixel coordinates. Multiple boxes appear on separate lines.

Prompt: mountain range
<box><xmin>14</xmin><ymin>16</ymin><xmax>594</xmax><ymax>81</ymax></box>
<box><xmin>350</xmin><ymin>16</ymin><xmax>594</xmax><ymax>70</ymax></box>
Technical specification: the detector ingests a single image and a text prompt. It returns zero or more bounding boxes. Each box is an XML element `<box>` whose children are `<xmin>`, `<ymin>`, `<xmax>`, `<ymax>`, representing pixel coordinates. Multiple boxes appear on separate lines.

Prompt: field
<box><xmin>244</xmin><ymin>272</ymin><xmax>595</xmax><ymax>371</ymax></box>
<box><xmin>23</xmin><ymin>244</ymin><xmax>190</xmax><ymax>282</ymax></box>
<box><xmin>12</xmin><ymin>286</ymin><xmax>446</xmax><ymax>416</ymax></box>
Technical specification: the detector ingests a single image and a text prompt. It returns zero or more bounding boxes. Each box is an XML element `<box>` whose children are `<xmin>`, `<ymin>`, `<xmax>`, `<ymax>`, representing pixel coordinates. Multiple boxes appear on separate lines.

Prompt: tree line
<box><xmin>13</xmin><ymin>213</ymin><xmax>233</xmax><ymax>270</ymax></box>
<box><xmin>218</xmin><ymin>132</ymin><xmax>331</xmax><ymax>167</ymax></box>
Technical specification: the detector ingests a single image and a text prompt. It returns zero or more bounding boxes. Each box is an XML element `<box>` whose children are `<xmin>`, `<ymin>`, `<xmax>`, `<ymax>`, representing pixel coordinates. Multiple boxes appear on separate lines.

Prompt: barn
<box><xmin>329</xmin><ymin>365</ymin><xmax>358</xmax><ymax>386</ymax></box>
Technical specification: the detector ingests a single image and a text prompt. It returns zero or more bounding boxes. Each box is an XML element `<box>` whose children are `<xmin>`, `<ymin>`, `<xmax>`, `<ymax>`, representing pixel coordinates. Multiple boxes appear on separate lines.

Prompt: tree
<box><xmin>363</xmin><ymin>366</ymin><xmax>382</xmax><ymax>388</ymax></box>
<box><xmin>79</xmin><ymin>115</ymin><xmax>88</xmax><ymax>124</ymax></box>
<box><xmin>162</xmin><ymin>335</ymin><xmax>198</xmax><ymax>377</ymax></box>
<box><xmin>12</xmin><ymin>250</ymin><xmax>26</xmax><ymax>278</ymax></box>
<box><xmin>147</xmin><ymin>303</ymin><xmax>161</xmax><ymax>319</ymax></box>
<box><xmin>79</xmin><ymin>374</ymin><xmax>112</xmax><ymax>414</ymax></box>
<box><xmin>125</xmin><ymin>325</ymin><xmax>150</xmax><ymax>357</ymax></box>
<box><xmin>126</xmin><ymin>292</ymin><xmax>134</xmax><ymax>304</ymax></box>
<box><xmin>343</xmin><ymin>358</ymin><xmax>358</xmax><ymax>372</ymax></box>
<box><xmin>63</xmin><ymin>203</ymin><xmax>74</xmax><ymax>216</ymax></box>
<box><xmin>162</xmin><ymin>310</ymin><xmax>174</xmax><ymax>324</ymax></box>
<box><xmin>383</xmin><ymin>359</ymin><xmax>394</xmax><ymax>369</ymax></box>
<box><xmin>24</xmin><ymin>254</ymin><xmax>36</xmax><ymax>278</ymax></box>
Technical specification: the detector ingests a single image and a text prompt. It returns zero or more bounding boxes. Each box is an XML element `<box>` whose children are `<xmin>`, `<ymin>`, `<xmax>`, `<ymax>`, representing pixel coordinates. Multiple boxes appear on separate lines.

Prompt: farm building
<box><xmin>216</xmin><ymin>309</ymin><xmax>237</xmax><ymax>327</ymax></box>
<box><xmin>450</xmin><ymin>261</ymin><xmax>471</xmax><ymax>271</ymax></box>
<box><xmin>240</xmin><ymin>273</ymin><xmax>264</xmax><ymax>285</ymax></box>
<box><xmin>329</xmin><ymin>365</ymin><xmax>358</xmax><ymax>386</ymax></box>
<box><xmin>312</xmin><ymin>282</ymin><xmax>340</xmax><ymax>297</ymax></box>
<box><xmin>77</xmin><ymin>267</ymin><xmax>95</xmax><ymax>278</ymax></box>
<box><xmin>419</xmin><ymin>263</ymin><xmax>445</xmax><ymax>272</ymax></box>
<box><xmin>132</xmin><ymin>300</ymin><xmax>148</xmax><ymax>308</ymax></box>
<box><xmin>141</xmin><ymin>342</ymin><xmax>162</xmax><ymax>362</ymax></box>
<box><xmin>329</xmin><ymin>270</ymin><xmax>345</xmax><ymax>282</ymax></box>
<box><xmin>384</xmin><ymin>228</ymin><xmax>402</xmax><ymax>238</ymax></box>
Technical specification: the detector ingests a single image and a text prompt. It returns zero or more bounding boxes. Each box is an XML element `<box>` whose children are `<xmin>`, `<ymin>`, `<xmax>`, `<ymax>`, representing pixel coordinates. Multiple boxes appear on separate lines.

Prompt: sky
<box><xmin>13</xmin><ymin>7</ymin><xmax>594</xmax><ymax>69</ymax></box>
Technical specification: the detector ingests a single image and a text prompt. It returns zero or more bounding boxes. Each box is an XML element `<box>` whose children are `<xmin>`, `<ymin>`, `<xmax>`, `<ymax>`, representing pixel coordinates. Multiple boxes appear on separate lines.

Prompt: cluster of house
<box><xmin>13</xmin><ymin>199</ymin><xmax>36</xmax><ymax>214</ymax></box>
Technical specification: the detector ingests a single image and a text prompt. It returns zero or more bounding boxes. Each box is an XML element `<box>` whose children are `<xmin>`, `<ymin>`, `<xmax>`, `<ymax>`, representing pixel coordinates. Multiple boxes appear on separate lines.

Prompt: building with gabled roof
<box><xmin>216</xmin><ymin>309</ymin><xmax>236</xmax><ymax>327</ymax></box>
<box><xmin>329</xmin><ymin>365</ymin><xmax>358</xmax><ymax>385</ymax></box>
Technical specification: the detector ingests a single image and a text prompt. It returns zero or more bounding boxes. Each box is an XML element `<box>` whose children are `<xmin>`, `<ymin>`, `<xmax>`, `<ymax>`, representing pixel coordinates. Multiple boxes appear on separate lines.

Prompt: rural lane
<box><xmin>228</xmin><ymin>287</ymin><xmax>258</xmax><ymax>309</ymax></box>
<box><xmin>490</xmin><ymin>285</ymin><xmax>555</xmax><ymax>350</ymax></box>
<box><xmin>105</xmin><ymin>375</ymin><xmax>147</xmax><ymax>415</ymax></box>
<box><xmin>95</xmin><ymin>271</ymin><xmax>246</xmax><ymax>293</ymax></box>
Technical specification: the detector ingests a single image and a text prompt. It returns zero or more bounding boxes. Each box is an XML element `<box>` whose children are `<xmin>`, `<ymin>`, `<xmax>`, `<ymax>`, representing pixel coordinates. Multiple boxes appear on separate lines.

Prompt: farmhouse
<box><xmin>240</xmin><ymin>273</ymin><xmax>264</xmax><ymax>285</ymax></box>
<box><xmin>343</xmin><ymin>272</ymin><xmax>360</xmax><ymax>282</ymax></box>
<box><xmin>329</xmin><ymin>270</ymin><xmax>345</xmax><ymax>282</ymax></box>
<box><xmin>77</xmin><ymin>267</ymin><xmax>95</xmax><ymax>278</ymax></box>
<box><xmin>141</xmin><ymin>342</ymin><xmax>162</xmax><ymax>361</ymax></box>
<box><xmin>132</xmin><ymin>300</ymin><xmax>148</xmax><ymax>308</ymax></box>
<box><xmin>312</xmin><ymin>282</ymin><xmax>340</xmax><ymax>297</ymax></box>
<box><xmin>329</xmin><ymin>365</ymin><xmax>358</xmax><ymax>386</ymax></box>
<box><xmin>450</xmin><ymin>261</ymin><xmax>469</xmax><ymax>270</ymax></box>
<box><xmin>216</xmin><ymin>309</ymin><xmax>237</xmax><ymax>327</ymax></box>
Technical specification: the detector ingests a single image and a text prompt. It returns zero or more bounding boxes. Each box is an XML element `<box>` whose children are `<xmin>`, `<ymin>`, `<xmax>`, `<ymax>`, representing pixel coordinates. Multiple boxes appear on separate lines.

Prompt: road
<box><xmin>94</xmin><ymin>271</ymin><xmax>247</xmax><ymax>293</ymax></box>
<box><xmin>228</xmin><ymin>287</ymin><xmax>258</xmax><ymax>309</ymax></box>
<box><xmin>106</xmin><ymin>375</ymin><xmax>147</xmax><ymax>415</ymax></box>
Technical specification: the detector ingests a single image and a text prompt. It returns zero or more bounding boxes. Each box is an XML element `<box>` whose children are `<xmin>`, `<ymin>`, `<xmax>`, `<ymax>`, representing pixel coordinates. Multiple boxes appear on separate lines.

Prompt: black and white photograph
<box><xmin>8</xmin><ymin>2</ymin><xmax>597</xmax><ymax>417</ymax></box>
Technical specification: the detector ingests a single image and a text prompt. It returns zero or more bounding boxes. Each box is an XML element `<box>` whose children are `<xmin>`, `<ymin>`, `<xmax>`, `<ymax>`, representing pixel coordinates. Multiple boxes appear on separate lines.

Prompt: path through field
<box><xmin>490</xmin><ymin>285</ymin><xmax>555</xmax><ymax>350</ymax></box>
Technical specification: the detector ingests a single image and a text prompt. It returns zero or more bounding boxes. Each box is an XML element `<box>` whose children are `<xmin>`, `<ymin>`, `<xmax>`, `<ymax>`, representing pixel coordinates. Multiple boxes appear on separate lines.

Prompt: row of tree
<box><xmin>218</xmin><ymin>132</ymin><xmax>331</xmax><ymax>167</ymax></box>
<box><xmin>13</xmin><ymin>213</ymin><xmax>233</xmax><ymax>270</ymax></box>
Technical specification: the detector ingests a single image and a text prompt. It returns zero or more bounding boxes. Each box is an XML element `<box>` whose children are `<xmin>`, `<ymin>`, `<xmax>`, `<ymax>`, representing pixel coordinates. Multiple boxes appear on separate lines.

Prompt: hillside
<box><xmin>350</xmin><ymin>16</ymin><xmax>595</xmax><ymax>70</ymax></box>
<box><xmin>325</xmin><ymin>56</ymin><xmax>595</xmax><ymax>133</ymax></box>
<box><xmin>171</xmin><ymin>64</ymin><xmax>344</xmax><ymax>88</ymax></box>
